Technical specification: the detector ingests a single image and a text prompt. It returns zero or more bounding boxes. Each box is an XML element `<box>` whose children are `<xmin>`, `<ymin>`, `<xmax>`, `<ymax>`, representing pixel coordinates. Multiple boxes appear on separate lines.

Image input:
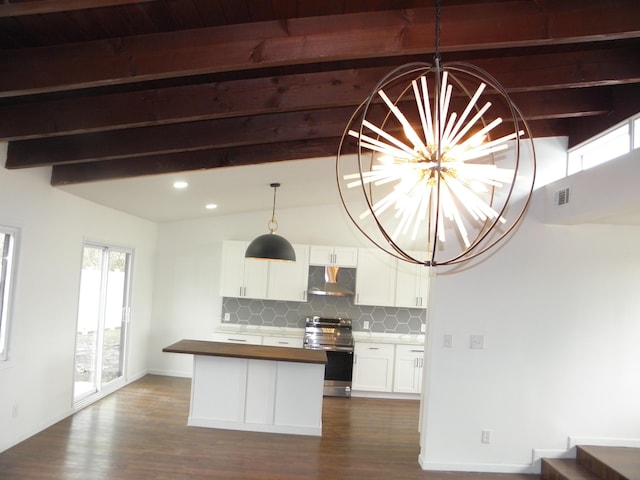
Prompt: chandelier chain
<box><xmin>434</xmin><ymin>0</ymin><xmax>442</xmax><ymax>63</ymax></box>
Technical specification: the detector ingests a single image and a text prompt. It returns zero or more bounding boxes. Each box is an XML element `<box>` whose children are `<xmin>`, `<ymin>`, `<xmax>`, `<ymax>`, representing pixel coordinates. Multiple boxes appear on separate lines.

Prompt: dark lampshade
<box><xmin>245</xmin><ymin>233</ymin><xmax>296</xmax><ymax>262</ymax></box>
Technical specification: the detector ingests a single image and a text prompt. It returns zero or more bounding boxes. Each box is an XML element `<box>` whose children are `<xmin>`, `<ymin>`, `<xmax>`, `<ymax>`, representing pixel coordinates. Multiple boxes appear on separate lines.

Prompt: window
<box><xmin>567</xmin><ymin>112</ymin><xmax>640</xmax><ymax>176</ymax></box>
<box><xmin>0</xmin><ymin>226</ymin><xmax>18</xmax><ymax>362</ymax></box>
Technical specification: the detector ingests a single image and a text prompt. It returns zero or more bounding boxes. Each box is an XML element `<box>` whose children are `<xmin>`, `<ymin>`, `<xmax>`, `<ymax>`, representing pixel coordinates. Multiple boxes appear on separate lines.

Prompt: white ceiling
<box><xmin>57</xmin><ymin>156</ymin><xmax>342</xmax><ymax>223</ymax></box>
<box><xmin>56</xmin><ymin>151</ymin><xmax>640</xmax><ymax>226</ymax></box>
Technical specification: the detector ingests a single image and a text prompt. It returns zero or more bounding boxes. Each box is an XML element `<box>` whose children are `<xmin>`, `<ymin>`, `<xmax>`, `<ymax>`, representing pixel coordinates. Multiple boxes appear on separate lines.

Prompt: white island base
<box><xmin>163</xmin><ymin>340</ymin><xmax>327</xmax><ymax>437</ymax></box>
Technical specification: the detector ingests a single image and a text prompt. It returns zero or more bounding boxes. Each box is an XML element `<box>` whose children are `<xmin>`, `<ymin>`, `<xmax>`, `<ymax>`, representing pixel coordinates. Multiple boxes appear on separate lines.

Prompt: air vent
<box><xmin>556</xmin><ymin>187</ymin><xmax>570</xmax><ymax>206</ymax></box>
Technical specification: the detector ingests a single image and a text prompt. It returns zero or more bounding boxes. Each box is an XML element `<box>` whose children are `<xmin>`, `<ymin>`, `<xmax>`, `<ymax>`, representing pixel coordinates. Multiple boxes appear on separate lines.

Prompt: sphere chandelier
<box><xmin>336</xmin><ymin>5</ymin><xmax>536</xmax><ymax>267</ymax></box>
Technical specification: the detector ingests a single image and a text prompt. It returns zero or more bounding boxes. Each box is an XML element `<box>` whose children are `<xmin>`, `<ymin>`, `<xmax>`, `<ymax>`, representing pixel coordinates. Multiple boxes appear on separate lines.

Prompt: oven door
<box><xmin>323</xmin><ymin>349</ymin><xmax>353</xmax><ymax>397</ymax></box>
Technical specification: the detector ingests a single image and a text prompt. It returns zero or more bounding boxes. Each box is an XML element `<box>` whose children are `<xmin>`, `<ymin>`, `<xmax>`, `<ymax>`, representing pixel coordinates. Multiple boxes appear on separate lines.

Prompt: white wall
<box><xmin>420</xmin><ymin>150</ymin><xmax>640</xmax><ymax>472</ymax></box>
<box><xmin>0</xmin><ymin>146</ymin><xmax>157</xmax><ymax>452</ymax></box>
<box><xmin>421</xmin><ymin>196</ymin><xmax>640</xmax><ymax>472</ymax></box>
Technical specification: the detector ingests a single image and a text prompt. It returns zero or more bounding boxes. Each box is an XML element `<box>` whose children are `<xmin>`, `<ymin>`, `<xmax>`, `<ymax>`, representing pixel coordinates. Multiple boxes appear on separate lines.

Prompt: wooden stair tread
<box><xmin>542</xmin><ymin>458</ymin><xmax>600</xmax><ymax>480</ymax></box>
<box><xmin>577</xmin><ymin>445</ymin><xmax>640</xmax><ymax>480</ymax></box>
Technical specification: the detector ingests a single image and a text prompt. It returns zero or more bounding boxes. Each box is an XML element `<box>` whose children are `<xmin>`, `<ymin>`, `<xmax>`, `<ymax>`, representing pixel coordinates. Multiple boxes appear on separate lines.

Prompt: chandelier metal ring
<box><xmin>336</xmin><ymin>61</ymin><xmax>536</xmax><ymax>267</ymax></box>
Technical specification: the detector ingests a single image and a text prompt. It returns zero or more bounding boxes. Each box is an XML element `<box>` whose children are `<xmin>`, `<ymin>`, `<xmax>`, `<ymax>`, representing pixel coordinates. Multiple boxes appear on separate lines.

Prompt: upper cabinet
<box><xmin>267</xmin><ymin>244</ymin><xmax>309</xmax><ymax>302</ymax></box>
<box><xmin>309</xmin><ymin>245</ymin><xmax>358</xmax><ymax>267</ymax></box>
<box><xmin>219</xmin><ymin>241</ymin><xmax>309</xmax><ymax>302</ymax></box>
<box><xmin>354</xmin><ymin>248</ymin><xmax>396</xmax><ymax>307</ymax></box>
<box><xmin>219</xmin><ymin>240</ymin><xmax>428</xmax><ymax>308</ymax></box>
<box><xmin>395</xmin><ymin>252</ymin><xmax>430</xmax><ymax>309</ymax></box>
<box><xmin>219</xmin><ymin>241</ymin><xmax>268</xmax><ymax>299</ymax></box>
<box><xmin>355</xmin><ymin>249</ymin><xmax>429</xmax><ymax>309</ymax></box>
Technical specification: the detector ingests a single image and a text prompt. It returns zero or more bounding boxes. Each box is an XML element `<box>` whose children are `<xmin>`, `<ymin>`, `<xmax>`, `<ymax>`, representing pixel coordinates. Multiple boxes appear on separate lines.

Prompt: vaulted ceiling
<box><xmin>1</xmin><ymin>0</ymin><xmax>640</xmax><ymax>189</ymax></box>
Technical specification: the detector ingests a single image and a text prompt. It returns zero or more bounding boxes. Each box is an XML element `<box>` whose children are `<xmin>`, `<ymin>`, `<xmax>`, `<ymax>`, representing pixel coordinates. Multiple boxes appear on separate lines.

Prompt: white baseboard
<box><xmin>146</xmin><ymin>368</ymin><xmax>192</xmax><ymax>378</ymax></box>
<box><xmin>418</xmin><ymin>455</ymin><xmax>534</xmax><ymax>474</ymax></box>
<box><xmin>351</xmin><ymin>390</ymin><xmax>419</xmax><ymax>400</ymax></box>
<box><xmin>1</xmin><ymin>370</ymin><xmax>151</xmax><ymax>454</ymax></box>
<box><xmin>0</xmin><ymin>407</ymin><xmax>75</xmax><ymax>454</ymax></box>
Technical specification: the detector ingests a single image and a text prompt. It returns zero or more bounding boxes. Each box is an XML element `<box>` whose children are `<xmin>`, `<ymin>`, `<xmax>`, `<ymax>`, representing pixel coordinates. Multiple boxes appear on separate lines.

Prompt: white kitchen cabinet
<box><xmin>393</xmin><ymin>344</ymin><xmax>425</xmax><ymax>394</ymax></box>
<box><xmin>309</xmin><ymin>245</ymin><xmax>358</xmax><ymax>267</ymax></box>
<box><xmin>266</xmin><ymin>244</ymin><xmax>309</xmax><ymax>302</ymax></box>
<box><xmin>220</xmin><ymin>241</ymin><xmax>309</xmax><ymax>302</ymax></box>
<box><xmin>211</xmin><ymin>332</ymin><xmax>263</xmax><ymax>345</ymax></box>
<box><xmin>219</xmin><ymin>241</ymin><xmax>269</xmax><ymax>299</ymax></box>
<box><xmin>262</xmin><ymin>335</ymin><xmax>303</xmax><ymax>349</ymax></box>
<box><xmin>394</xmin><ymin>252</ymin><xmax>430</xmax><ymax>309</ymax></box>
<box><xmin>352</xmin><ymin>342</ymin><xmax>394</xmax><ymax>392</ymax></box>
<box><xmin>354</xmin><ymin>248</ymin><xmax>396</xmax><ymax>307</ymax></box>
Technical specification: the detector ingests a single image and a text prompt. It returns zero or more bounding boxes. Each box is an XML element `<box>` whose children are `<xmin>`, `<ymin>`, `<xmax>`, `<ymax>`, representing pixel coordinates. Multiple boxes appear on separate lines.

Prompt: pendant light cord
<box><xmin>268</xmin><ymin>182</ymin><xmax>280</xmax><ymax>233</ymax></box>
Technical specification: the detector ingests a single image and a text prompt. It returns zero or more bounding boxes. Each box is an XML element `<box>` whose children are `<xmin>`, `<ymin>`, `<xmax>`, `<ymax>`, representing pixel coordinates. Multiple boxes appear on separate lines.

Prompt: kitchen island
<box><xmin>163</xmin><ymin>339</ymin><xmax>327</xmax><ymax>436</ymax></box>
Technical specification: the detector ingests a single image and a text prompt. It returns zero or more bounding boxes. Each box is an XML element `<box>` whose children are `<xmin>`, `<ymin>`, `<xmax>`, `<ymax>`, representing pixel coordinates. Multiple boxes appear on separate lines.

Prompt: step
<box><xmin>577</xmin><ymin>445</ymin><xmax>640</xmax><ymax>480</ymax></box>
<box><xmin>541</xmin><ymin>458</ymin><xmax>600</xmax><ymax>480</ymax></box>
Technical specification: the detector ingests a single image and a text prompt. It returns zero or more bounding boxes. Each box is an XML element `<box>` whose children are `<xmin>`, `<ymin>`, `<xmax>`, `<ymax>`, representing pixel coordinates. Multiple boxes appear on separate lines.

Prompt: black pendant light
<box><xmin>245</xmin><ymin>183</ymin><xmax>296</xmax><ymax>262</ymax></box>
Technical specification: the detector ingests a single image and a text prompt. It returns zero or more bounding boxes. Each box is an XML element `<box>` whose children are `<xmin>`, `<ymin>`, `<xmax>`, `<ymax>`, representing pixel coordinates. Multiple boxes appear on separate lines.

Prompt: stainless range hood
<box><xmin>308</xmin><ymin>266</ymin><xmax>354</xmax><ymax>297</ymax></box>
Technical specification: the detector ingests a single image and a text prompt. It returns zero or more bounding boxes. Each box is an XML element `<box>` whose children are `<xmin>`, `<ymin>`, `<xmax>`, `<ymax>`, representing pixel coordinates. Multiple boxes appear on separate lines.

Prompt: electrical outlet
<box><xmin>363</xmin><ymin>320</ymin><xmax>370</xmax><ymax>330</ymax></box>
<box><xmin>223</xmin><ymin>313</ymin><xmax>230</xmax><ymax>322</ymax></box>
<box><xmin>443</xmin><ymin>334</ymin><xmax>453</xmax><ymax>348</ymax></box>
<box><xmin>420</xmin><ymin>323</ymin><xmax>426</xmax><ymax>333</ymax></box>
<box><xmin>481</xmin><ymin>429</ymin><xmax>491</xmax><ymax>444</ymax></box>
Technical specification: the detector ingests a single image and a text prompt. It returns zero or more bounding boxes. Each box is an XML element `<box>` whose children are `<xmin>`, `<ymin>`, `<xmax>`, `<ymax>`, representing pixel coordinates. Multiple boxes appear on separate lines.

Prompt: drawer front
<box><xmin>211</xmin><ymin>332</ymin><xmax>263</xmax><ymax>345</ymax></box>
<box><xmin>262</xmin><ymin>336</ymin><xmax>303</xmax><ymax>349</ymax></box>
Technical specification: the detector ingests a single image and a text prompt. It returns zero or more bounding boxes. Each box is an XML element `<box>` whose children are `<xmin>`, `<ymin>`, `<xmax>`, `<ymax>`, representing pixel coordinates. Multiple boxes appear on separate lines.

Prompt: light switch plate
<box><xmin>363</xmin><ymin>320</ymin><xmax>370</xmax><ymax>330</ymax></box>
<box><xmin>470</xmin><ymin>334</ymin><xmax>484</xmax><ymax>349</ymax></box>
<box><xmin>443</xmin><ymin>334</ymin><xmax>453</xmax><ymax>348</ymax></box>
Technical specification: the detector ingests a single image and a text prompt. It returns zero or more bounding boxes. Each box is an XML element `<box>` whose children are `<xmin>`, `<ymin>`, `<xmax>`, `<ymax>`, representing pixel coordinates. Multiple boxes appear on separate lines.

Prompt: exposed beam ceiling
<box><xmin>1</xmin><ymin>0</ymin><xmax>640</xmax><ymax>189</ymax></box>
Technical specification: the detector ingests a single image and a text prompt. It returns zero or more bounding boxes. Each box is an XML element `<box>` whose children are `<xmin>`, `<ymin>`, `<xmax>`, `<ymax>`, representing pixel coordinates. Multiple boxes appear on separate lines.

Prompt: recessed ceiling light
<box><xmin>205</xmin><ymin>203</ymin><xmax>218</xmax><ymax>210</ymax></box>
<box><xmin>173</xmin><ymin>181</ymin><xmax>188</xmax><ymax>189</ymax></box>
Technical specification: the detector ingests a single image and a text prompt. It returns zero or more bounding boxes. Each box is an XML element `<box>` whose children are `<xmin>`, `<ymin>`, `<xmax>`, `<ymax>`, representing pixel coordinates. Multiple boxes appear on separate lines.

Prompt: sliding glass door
<box><xmin>73</xmin><ymin>244</ymin><xmax>132</xmax><ymax>404</ymax></box>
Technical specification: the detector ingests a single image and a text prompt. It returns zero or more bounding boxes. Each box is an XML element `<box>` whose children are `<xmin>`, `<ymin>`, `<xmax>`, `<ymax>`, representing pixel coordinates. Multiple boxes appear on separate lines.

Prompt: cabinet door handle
<box><xmin>368</xmin><ymin>347</ymin><xmax>379</xmax><ymax>350</ymax></box>
<box><xmin>410</xmin><ymin>349</ymin><xmax>423</xmax><ymax>353</ymax></box>
<box><xmin>228</xmin><ymin>338</ymin><xmax>247</xmax><ymax>342</ymax></box>
<box><xmin>354</xmin><ymin>354</ymin><xmax>357</xmax><ymax>364</ymax></box>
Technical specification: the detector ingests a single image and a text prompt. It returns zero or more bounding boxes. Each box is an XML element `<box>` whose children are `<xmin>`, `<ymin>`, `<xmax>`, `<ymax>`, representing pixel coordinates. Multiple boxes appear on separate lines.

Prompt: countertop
<box><xmin>215</xmin><ymin>324</ymin><xmax>304</xmax><ymax>338</ymax></box>
<box><xmin>214</xmin><ymin>324</ymin><xmax>425</xmax><ymax>345</ymax></box>
<box><xmin>353</xmin><ymin>332</ymin><xmax>425</xmax><ymax>345</ymax></box>
<box><xmin>163</xmin><ymin>339</ymin><xmax>327</xmax><ymax>364</ymax></box>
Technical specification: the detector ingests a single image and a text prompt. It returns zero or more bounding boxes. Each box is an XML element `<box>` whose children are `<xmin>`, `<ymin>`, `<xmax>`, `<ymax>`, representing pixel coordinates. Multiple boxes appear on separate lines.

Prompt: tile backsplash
<box><xmin>221</xmin><ymin>266</ymin><xmax>425</xmax><ymax>334</ymax></box>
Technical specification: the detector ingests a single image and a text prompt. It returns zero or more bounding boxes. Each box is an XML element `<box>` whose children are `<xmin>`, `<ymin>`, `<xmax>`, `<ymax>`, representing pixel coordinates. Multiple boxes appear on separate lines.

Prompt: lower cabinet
<box><xmin>262</xmin><ymin>335</ymin><xmax>303</xmax><ymax>349</ymax></box>
<box><xmin>352</xmin><ymin>342</ymin><xmax>395</xmax><ymax>392</ymax></box>
<box><xmin>393</xmin><ymin>344</ymin><xmax>425</xmax><ymax>394</ymax></box>
<box><xmin>211</xmin><ymin>332</ymin><xmax>263</xmax><ymax>345</ymax></box>
<box><xmin>212</xmin><ymin>332</ymin><xmax>303</xmax><ymax>349</ymax></box>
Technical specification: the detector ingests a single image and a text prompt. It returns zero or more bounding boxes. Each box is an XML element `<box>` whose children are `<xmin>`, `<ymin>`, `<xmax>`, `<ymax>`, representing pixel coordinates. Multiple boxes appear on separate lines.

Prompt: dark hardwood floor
<box><xmin>0</xmin><ymin>375</ymin><xmax>534</xmax><ymax>479</ymax></box>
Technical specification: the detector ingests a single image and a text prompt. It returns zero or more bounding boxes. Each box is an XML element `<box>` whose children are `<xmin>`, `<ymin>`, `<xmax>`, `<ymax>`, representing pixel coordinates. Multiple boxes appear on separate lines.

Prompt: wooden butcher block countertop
<box><xmin>163</xmin><ymin>339</ymin><xmax>327</xmax><ymax>365</ymax></box>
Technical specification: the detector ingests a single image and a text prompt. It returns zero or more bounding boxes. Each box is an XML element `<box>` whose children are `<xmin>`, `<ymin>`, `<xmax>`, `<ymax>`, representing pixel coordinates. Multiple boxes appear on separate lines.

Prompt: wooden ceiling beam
<box><xmin>7</xmin><ymin>86</ymin><xmax>606</xmax><ymax>169</ymax></box>
<box><xmin>1</xmin><ymin>1</ymin><xmax>639</xmax><ymax>97</ymax></box>
<box><xmin>49</xmin><ymin>117</ymin><xmax>569</xmax><ymax>185</ymax></box>
<box><xmin>50</xmin><ymin>137</ymin><xmax>344</xmax><ymax>185</ymax></box>
<box><xmin>6</xmin><ymin>107</ymin><xmax>357</xmax><ymax>168</ymax></box>
<box><xmin>1</xmin><ymin>45</ymin><xmax>635</xmax><ymax>141</ymax></box>
<box><xmin>0</xmin><ymin>0</ymin><xmax>153</xmax><ymax>17</ymax></box>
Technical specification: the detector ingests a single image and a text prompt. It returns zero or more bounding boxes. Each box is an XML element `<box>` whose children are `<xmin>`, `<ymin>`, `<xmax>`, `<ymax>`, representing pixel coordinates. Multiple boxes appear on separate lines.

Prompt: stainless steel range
<box><xmin>303</xmin><ymin>316</ymin><xmax>354</xmax><ymax>397</ymax></box>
